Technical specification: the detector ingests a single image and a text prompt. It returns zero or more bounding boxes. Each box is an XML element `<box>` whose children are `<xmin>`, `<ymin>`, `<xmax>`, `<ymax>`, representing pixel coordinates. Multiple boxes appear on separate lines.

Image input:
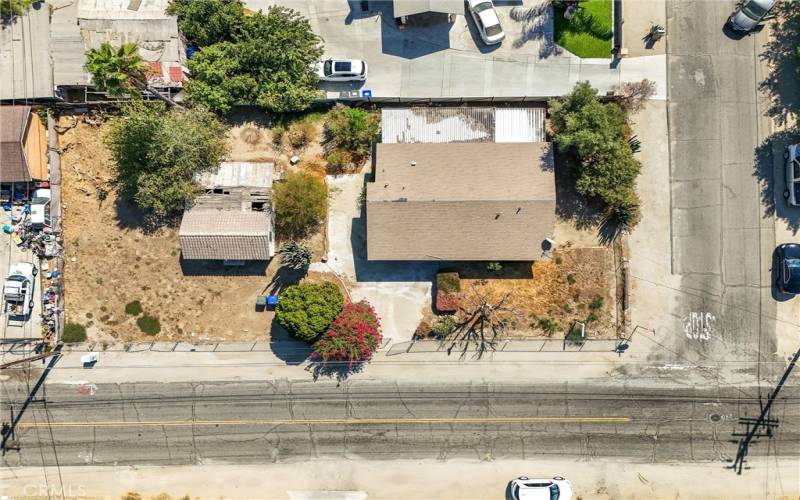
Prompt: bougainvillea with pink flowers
<box><xmin>312</xmin><ymin>301</ymin><xmax>382</xmax><ymax>365</ymax></box>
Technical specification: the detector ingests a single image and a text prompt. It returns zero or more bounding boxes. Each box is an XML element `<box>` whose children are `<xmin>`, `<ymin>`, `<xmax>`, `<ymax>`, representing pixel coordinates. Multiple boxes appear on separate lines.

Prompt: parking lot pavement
<box><xmin>0</xmin><ymin>227</ymin><xmax>42</xmax><ymax>342</ymax></box>
<box><xmin>250</xmin><ymin>0</ymin><xmax>666</xmax><ymax>100</ymax></box>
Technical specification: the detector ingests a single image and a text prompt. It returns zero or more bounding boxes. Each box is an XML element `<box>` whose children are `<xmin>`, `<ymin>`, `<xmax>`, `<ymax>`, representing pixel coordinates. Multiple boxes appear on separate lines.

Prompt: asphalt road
<box><xmin>2</xmin><ymin>380</ymin><xmax>799</xmax><ymax>466</ymax></box>
<box><xmin>665</xmin><ymin>0</ymin><xmax>778</xmax><ymax>376</ymax></box>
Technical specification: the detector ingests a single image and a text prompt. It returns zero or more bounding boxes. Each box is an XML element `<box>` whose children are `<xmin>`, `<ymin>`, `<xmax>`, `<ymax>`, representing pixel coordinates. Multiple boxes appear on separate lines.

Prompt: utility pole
<box><xmin>730</xmin><ymin>347</ymin><xmax>800</xmax><ymax>474</ymax></box>
<box><xmin>1</xmin><ymin>344</ymin><xmax>63</xmax><ymax>454</ymax></box>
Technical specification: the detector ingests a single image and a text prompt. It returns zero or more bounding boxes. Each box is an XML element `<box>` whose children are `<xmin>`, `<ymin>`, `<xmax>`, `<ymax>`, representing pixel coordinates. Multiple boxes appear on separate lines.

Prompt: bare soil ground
<box><xmin>58</xmin><ymin>111</ymin><xmax>330</xmax><ymax>343</ymax></box>
<box><xmin>423</xmin><ymin>245</ymin><xmax>618</xmax><ymax>340</ymax></box>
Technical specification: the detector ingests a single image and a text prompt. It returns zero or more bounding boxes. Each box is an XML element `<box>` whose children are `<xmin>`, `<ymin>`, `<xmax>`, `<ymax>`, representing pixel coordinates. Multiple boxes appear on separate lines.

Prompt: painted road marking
<box><xmin>18</xmin><ymin>416</ymin><xmax>631</xmax><ymax>428</ymax></box>
<box><xmin>683</xmin><ymin>311</ymin><xmax>715</xmax><ymax>340</ymax></box>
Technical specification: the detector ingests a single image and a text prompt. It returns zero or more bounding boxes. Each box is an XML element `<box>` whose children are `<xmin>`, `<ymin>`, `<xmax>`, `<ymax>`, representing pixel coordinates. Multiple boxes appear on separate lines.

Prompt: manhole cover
<box><xmin>709</xmin><ymin>413</ymin><xmax>721</xmax><ymax>422</ymax></box>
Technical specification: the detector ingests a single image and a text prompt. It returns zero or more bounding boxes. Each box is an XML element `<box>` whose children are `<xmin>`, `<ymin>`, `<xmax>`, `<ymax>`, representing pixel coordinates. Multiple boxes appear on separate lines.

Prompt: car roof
<box><xmin>517</xmin><ymin>483</ymin><xmax>553</xmax><ymax>500</ymax></box>
<box><xmin>478</xmin><ymin>5</ymin><xmax>501</xmax><ymax>26</ymax></box>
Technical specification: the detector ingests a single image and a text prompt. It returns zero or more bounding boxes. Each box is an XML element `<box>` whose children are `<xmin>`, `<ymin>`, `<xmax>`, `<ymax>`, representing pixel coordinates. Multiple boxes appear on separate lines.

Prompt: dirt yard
<box><xmin>423</xmin><ymin>245</ymin><xmax>619</xmax><ymax>340</ymax></box>
<box><xmin>58</xmin><ymin>110</ymin><xmax>330</xmax><ymax>343</ymax></box>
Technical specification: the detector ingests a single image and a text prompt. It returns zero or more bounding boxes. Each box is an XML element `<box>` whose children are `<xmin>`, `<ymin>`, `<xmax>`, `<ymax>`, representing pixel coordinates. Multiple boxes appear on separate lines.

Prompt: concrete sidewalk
<box><xmin>2</xmin><ymin>457</ymin><xmax>797</xmax><ymax>499</ymax></box>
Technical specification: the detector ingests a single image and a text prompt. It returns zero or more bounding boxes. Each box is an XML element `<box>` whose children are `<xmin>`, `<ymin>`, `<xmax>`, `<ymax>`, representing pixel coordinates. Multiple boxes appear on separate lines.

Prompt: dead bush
<box><xmin>326</xmin><ymin>148</ymin><xmax>353</xmax><ymax>175</ymax></box>
<box><xmin>286</xmin><ymin>121</ymin><xmax>316</xmax><ymax>149</ymax></box>
<box><xmin>239</xmin><ymin>125</ymin><xmax>262</xmax><ymax>145</ymax></box>
<box><xmin>614</xmin><ymin>79</ymin><xmax>656</xmax><ymax>114</ymax></box>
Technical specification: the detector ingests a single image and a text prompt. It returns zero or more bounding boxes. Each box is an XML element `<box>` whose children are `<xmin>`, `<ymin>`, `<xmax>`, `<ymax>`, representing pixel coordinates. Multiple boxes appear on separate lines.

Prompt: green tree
<box><xmin>166</xmin><ymin>0</ymin><xmax>245</xmax><ymax>47</ymax></box>
<box><xmin>273</xmin><ymin>171</ymin><xmax>327</xmax><ymax>239</ymax></box>
<box><xmin>106</xmin><ymin>102</ymin><xmax>229</xmax><ymax>214</ymax></box>
<box><xmin>549</xmin><ymin>81</ymin><xmax>643</xmax><ymax>228</ymax></box>
<box><xmin>85</xmin><ymin>42</ymin><xmax>147</xmax><ymax>96</ymax></box>
<box><xmin>275</xmin><ymin>282</ymin><xmax>344</xmax><ymax>341</ymax></box>
<box><xmin>183</xmin><ymin>5</ymin><xmax>323</xmax><ymax>113</ymax></box>
<box><xmin>324</xmin><ymin>105</ymin><xmax>380</xmax><ymax>160</ymax></box>
<box><xmin>1</xmin><ymin>0</ymin><xmax>33</xmax><ymax>17</ymax></box>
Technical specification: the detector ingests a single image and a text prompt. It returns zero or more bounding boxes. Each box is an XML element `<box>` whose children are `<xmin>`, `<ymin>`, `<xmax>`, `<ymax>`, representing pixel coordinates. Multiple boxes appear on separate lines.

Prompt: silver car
<box><xmin>785</xmin><ymin>143</ymin><xmax>800</xmax><ymax>207</ymax></box>
<box><xmin>467</xmin><ymin>0</ymin><xmax>505</xmax><ymax>45</ymax></box>
<box><xmin>727</xmin><ymin>0</ymin><xmax>776</xmax><ymax>32</ymax></box>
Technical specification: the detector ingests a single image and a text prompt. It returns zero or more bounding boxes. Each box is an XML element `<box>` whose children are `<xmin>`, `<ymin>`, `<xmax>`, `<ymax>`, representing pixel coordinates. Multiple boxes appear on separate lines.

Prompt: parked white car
<box><xmin>785</xmin><ymin>143</ymin><xmax>800</xmax><ymax>206</ymax></box>
<box><xmin>3</xmin><ymin>262</ymin><xmax>36</xmax><ymax>319</ymax></box>
<box><xmin>727</xmin><ymin>0</ymin><xmax>776</xmax><ymax>33</ymax></box>
<box><xmin>510</xmin><ymin>476</ymin><xmax>573</xmax><ymax>500</ymax></box>
<box><xmin>315</xmin><ymin>59</ymin><xmax>368</xmax><ymax>82</ymax></box>
<box><xmin>467</xmin><ymin>0</ymin><xmax>505</xmax><ymax>45</ymax></box>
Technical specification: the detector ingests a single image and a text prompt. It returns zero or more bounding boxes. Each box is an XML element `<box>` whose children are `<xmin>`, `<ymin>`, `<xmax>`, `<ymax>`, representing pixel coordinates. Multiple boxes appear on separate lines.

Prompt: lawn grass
<box><xmin>553</xmin><ymin>0</ymin><xmax>613</xmax><ymax>58</ymax></box>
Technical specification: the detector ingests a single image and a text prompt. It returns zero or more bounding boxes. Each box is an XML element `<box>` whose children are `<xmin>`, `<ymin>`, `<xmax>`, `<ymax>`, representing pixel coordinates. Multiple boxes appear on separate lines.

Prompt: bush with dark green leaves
<box><xmin>62</xmin><ymin>322</ymin><xmax>88</xmax><ymax>343</ymax></box>
<box><xmin>106</xmin><ymin>102</ymin><xmax>229</xmax><ymax>214</ymax></box>
<box><xmin>125</xmin><ymin>300</ymin><xmax>143</xmax><ymax>316</ymax></box>
<box><xmin>274</xmin><ymin>171</ymin><xmax>327</xmax><ymax>239</ymax></box>
<box><xmin>168</xmin><ymin>1</ymin><xmax>324</xmax><ymax>114</ymax></box>
<box><xmin>137</xmin><ymin>315</ymin><xmax>161</xmax><ymax>336</ymax></box>
<box><xmin>275</xmin><ymin>282</ymin><xmax>344</xmax><ymax>341</ymax></box>
<box><xmin>324</xmin><ymin>105</ymin><xmax>380</xmax><ymax>160</ymax></box>
<box><xmin>549</xmin><ymin>81</ymin><xmax>643</xmax><ymax>228</ymax></box>
<box><xmin>280</xmin><ymin>241</ymin><xmax>312</xmax><ymax>270</ymax></box>
<box><xmin>436</xmin><ymin>271</ymin><xmax>461</xmax><ymax>294</ymax></box>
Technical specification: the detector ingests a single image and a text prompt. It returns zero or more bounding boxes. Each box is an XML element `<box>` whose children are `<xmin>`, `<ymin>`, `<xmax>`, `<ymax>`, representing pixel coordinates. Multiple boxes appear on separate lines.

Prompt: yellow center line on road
<box><xmin>18</xmin><ymin>416</ymin><xmax>631</xmax><ymax>428</ymax></box>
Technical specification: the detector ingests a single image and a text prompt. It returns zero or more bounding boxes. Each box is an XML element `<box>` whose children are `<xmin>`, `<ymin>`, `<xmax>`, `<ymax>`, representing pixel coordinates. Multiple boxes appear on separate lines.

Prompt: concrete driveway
<box><xmin>312</xmin><ymin>174</ymin><xmax>434</xmax><ymax>343</ymax></box>
<box><xmin>248</xmin><ymin>0</ymin><xmax>666</xmax><ymax>100</ymax></box>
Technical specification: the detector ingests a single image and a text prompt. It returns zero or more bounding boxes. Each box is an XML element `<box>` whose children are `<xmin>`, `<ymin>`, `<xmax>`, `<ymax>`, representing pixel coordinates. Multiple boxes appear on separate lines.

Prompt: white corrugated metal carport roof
<box><xmin>381</xmin><ymin>107</ymin><xmax>546</xmax><ymax>144</ymax></box>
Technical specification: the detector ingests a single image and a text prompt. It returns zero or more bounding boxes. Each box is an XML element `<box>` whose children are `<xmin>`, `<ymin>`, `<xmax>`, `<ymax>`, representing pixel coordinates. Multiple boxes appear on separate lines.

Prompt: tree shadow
<box><xmin>753</xmin><ymin>128</ymin><xmax>800</xmax><ymax>235</ymax></box>
<box><xmin>553</xmin><ymin>155</ymin><xmax>604</xmax><ymax>231</ymax></box>
<box><xmin>308</xmin><ymin>358</ymin><xmax>366</xmax><ymax>382</ymax></box>
<box><xmin>264</xmin><ymin>266</ymin><xmax>306</xmax><ymax>295</ymax></box>
<box><xmin>269</xmin><ymin>319</ymin><xmax>313</xmax><ymax>365</ymax></box>
<box><xmin>759</xmin><ymin>5</ymin><xmax>800</xmax><ymax>126</ymax></box>
<box><xmin>510</xmin><ymin>3</ymin><xmax>562</xmax><ymax>58</ymax></box>
<box><xmin>114</xmin><ymin>196</ymin><xmax>180</xmax><ymax>234</ymax></box>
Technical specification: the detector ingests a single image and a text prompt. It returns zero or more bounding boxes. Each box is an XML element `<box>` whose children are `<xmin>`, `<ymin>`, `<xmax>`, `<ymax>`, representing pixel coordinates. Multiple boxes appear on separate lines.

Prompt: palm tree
<box><xmin>84</xmin><ymin>42</ymin><xmax>180</xmax><ymax>107</ymax></box>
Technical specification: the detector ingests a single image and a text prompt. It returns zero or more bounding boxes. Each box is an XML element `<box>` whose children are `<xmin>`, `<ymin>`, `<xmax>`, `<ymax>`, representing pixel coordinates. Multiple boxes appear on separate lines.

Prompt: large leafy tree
<box><xmin>549</xmin><ymin>81</ymin><xmax>643</xmax><ymax>228</ymax></box>
<box><xmin>1</xmin><ymin>0</ymin><xmax>32</xmax><ymax>17</ymax></box>
<box><xmin>276</xmin><ymin>282</ymin><xmax>344</xmax><ymax>342</ymax></box>
<box><xmin>106</xmin><ymin>102</ymin><xmax>229</xmax><ymax>214</ymax></box>
<box><xmin>273</xmin><ymin>171</ymin><xmax>327</xmax><ymax>239</ymax></box>
<box><xmin>175</xmin><ymin>4</ymin><xmax>323</xmax><ymax>114</ymax></box>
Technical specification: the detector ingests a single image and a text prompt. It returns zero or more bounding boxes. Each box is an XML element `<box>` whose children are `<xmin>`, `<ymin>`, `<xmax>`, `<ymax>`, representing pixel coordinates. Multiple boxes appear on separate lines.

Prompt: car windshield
<box><xmin>7</xmin><ymin>275</ymin><xmax>26</xmax><ymax>282</ymax></box>
<box><xmin>550</xmin><ymin>484</ymin><xmax>560</xmax><ymax>500</ymax></box>
<box><xmin>485</xmin><ymin>23</ymin><xmax>503</xmax><ymax>36</ymax></box>
<box><xmin>741</xmin><ymin>1</ymin><xmax>768</xmax><ymax>20</ymax></box>
<box><xmin>323</xmin><ymin>60</ymin><xmax>332</xmax><ymax>76</ymax></box>
<box><xmin>474</xmin><ymin>2</ymin><xmax>493</xmax><ymax>13</ymax></box>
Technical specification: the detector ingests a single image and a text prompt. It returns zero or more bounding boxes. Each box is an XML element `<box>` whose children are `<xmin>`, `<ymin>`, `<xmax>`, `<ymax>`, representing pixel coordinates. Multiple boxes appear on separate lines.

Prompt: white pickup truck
<box><xmin>3</xmin><ymin>262</ymin><xmax>36</xmax><ymax>319</ymax></box>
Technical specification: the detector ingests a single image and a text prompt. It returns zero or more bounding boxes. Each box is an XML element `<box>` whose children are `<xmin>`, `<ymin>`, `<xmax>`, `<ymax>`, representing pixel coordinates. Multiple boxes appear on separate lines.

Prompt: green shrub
<box><xmin>279</xmin><ymin>241</ymin><xmax>312</xmax><ymax>270</ymax></box>
<box><xmin>286</xmin><ymin>121</ymin><xmax>316</xmax><ymax>149</ymax></box>
<box><xmin>274</xmin><ymin>171</ymin><xmax>328</xmax><ymax>239</ymax></box>
<box><xmin>62</xmin><ymin>323</ymin><xmax>87</xmax><ymax>343</ymax></box>
<box><xmin>538</xmin><ymin>317</ymin><xmax>559</xmax><ymax>336</ymax></box>
<box><xmin>125</xmin><ymin>300</ymin><xmax>143</xmax><ymax>316</ymax></box>
<box><xmin>566</xmin><ymin>323</ymin><xmax>586</xmax><ymax>344</ymax></box>
<box><xmin>324</xmin><ymin>105</ymin><xmax>380</xmax><ymax>159</ymax></box>
<box><xmin>325</xmin><ymin>148</ymin><xmax>353</xmax><ymax>174</ymax></box>
<box><xmin>586</xmin><ymin>311</ymin><xmax>599</xmax><ymax>323</ymax></box>
<box><xmin>137</xmin><ymin>315</ymin><xmax>161</xmax><ymax>336</ymax></box>
<box><xmin>566</xmin><ymin>273</ymin><xmax>576</xmax><ymax>285</ymax></box>
<box><xmin>430</xmin><ymin>315</ymin><xmax>457</xmax><ymax>337</ymax></box>
<box><xmin>589</xmin><ymin>296</ymin><xmax>604</xmax><ymax>310</ymax></box>
<box><xmin>271</xmin><ymin>124</ymin><xmax>286</xmax><ymax>147</ymax></box>
<box><xmin>275</xmin><ymin>281</ymin><xmax>344</xmax><ymax>341</ymax></box>
<box><xmin>436</xmin><ymin>271</ymin><xmax>461</xmax><ymax>294</ymax></box>
<box><xmin>486</xmin><ymin>262</ymin><xmax>502</xmax><ymax>272</ymax></box>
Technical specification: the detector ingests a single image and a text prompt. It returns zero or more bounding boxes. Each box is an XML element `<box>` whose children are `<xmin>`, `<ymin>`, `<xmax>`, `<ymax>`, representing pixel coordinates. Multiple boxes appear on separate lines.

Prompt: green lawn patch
<box><xmin>137</xmin><ymin>315</ymin><xmax>161</xmax><ymax>336</ymax></box>
<box><xmin>62</xmin><ymin>323</ymin><xmax>88</xmax><ymax>343</ymax></box>
<box><xmin>553</xmin><ymin>0</ymin><xmax>613</xmax><ymax>58</ymax></box>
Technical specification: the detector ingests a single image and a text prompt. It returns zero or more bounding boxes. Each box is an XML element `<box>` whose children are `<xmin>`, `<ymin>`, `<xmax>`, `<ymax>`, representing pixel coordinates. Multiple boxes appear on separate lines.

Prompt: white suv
<box><xmin>510</xmin><ymin>476</ymin><xmax>572</xmax><ymax>500</ymax></box>
<box><xmin>315</xmin><ymin>59</ymin><xmax>368</xmax><ymax>82</ymax></box>
<box><xmin>784</xmin><ymin>144</ymin><xmax>800</xmax><ymax>207</ymax></box>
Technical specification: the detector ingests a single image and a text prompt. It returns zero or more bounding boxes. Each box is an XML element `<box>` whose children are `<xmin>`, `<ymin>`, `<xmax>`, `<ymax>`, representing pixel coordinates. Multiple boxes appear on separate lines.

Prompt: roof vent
<box><xmin>410</xmin><ymin>160</ymin><xmax>416</xmax><ymax>166</ymax></box>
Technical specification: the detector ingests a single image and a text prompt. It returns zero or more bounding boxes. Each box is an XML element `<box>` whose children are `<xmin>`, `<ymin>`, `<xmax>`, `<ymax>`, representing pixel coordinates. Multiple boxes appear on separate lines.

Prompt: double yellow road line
<box><xmin>18</xmin><ymin>416</ymin><xmax>630</xmax><ymax>428</ymax></box>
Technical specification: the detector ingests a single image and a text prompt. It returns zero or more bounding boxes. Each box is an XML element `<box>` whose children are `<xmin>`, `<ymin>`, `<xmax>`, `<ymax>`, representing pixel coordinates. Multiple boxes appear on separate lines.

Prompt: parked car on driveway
<box><xmin>510</xmin><ymin>476</ymin><xmax>572</xmax><ymax>500</ymax></box>
<box><xmin>727</xmin><ymin>0</ymin><xmax>776</xmax><ymax>33</ymax></box>
<box><xmin>315</xmin><ymin>59</ymin><xmax>368</xmax><ymax>82</ymax></box>
<box><xmin>785</xmin><ymin>144</ymin><xmax>800</xmax><ymax>206</ymax></box>
<box><xmin>776</xmin><ymin>243</ymin><xmax>800</xmax><ymax>294</ymax></box>
<box><xmin>467</xmin><ymin>0</ymin><xmax>505</xmax><ymax>45</ymax></box>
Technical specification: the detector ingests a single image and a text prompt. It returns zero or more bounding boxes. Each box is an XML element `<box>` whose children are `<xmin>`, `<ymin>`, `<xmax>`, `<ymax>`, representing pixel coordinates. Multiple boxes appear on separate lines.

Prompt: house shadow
<box><xmin>350</xmin><ymin>206</ymin><xmax>439</xmax><ymax>283</ymax></box>
<box><xmin>345</xmin><ymin>0</ymin><xmax>379</xmax><ymax>25</ymax></box>
<box><xmin>380</xmin><ymin>6</ymin><xmax>454</xmax><ymax>59</ymax></box>
<box><xmin>753</xmin><ymin>128</ymin><xmax>800</xmax><ymax>235</ymax></box>
<box><xmin>454</xmin><ymin>262</ymin><xmax>534</xmax><ymax>280</ymax></box>
<box><xmin>269</xmin><ymin>319</ymin><xmax>313</xmax><ymax>365</ymax></box>
<box><xmin>180</xmin><ymin>259</ymin><xmax>268</xmax><ymax>277</ymax></box>
<box><xmin>114</xmin><ymin>197</ymin><xmax>180</xmax><ymax>234</ymax></box>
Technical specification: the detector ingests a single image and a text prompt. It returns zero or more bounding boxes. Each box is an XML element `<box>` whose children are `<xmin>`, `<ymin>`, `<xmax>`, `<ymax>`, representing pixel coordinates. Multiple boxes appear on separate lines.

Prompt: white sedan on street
<box><xmin>315</xmin><ymin>59</ymin><xmax>368</xmax><ymax>82</ymax></box>
<box><xmin>509</xmin><ymin>476</ymin><xmax>573</xmax><ymax>500</ymax></box>
<box><xmin>466</xmin><ymin>0</ymin><xmax>505</xmax><ymax>45</ymax></box>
